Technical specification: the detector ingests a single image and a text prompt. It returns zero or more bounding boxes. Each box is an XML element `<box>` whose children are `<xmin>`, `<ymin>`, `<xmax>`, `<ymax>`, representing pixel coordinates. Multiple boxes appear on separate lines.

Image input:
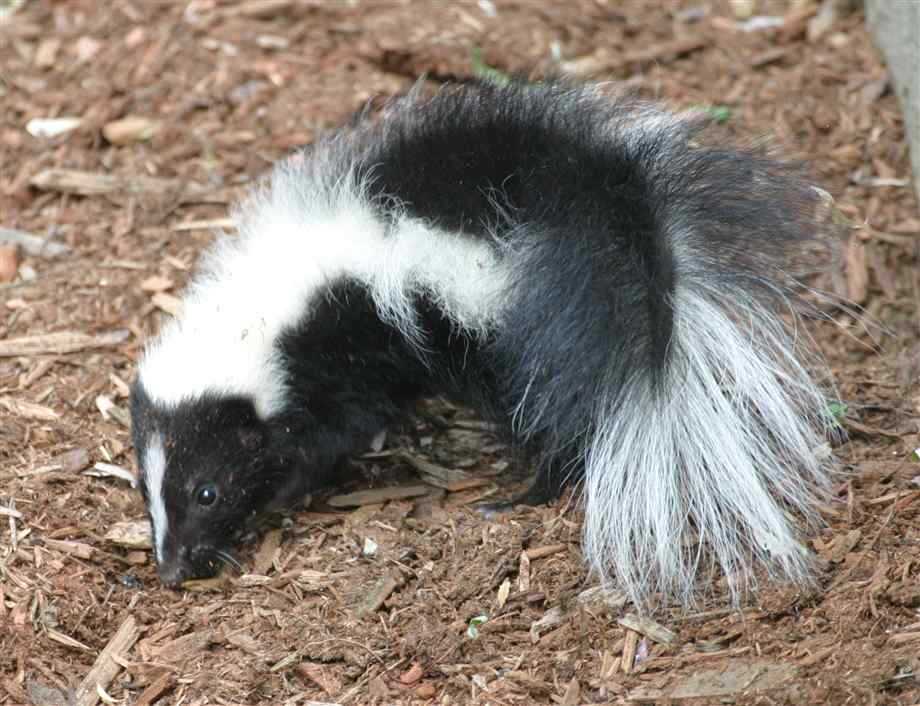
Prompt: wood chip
<box><xmin>153</xmin><ymin>630</ymin><xmax>214</xmax><ymax>664</ymax></box>
<box><xmin>251</xmin><ymin>528</ymin><xmax>282</xmax><ymax>575</ymax></box>
<box><xmin>52</xmin><ymin>447</ymin><xmax>91</xmax><ymax>473</ymax></box>
<box><xmin>102</xmin><ymin>117</ymin><xmax>161</xmax><ymax>145</ymax></box>
<box><xmin>496</xmin><ymin>577</ymin><xmax>511</xmax><ymax>610</ymax></box>
<box><xmin>399</xmin><ymin>452</ymin><xmax>490</xmax><ymax>492</ymax></box>
<box><xmin>0</xmin><ymin>329</ymin><xmax>129</xmax><ymax>357</ymax></box>
<box><xmin>888</xmin><ymin>631</ymin><xmax>920</xmax><ymax>646</ymax></box>
<box><xmin>131</xmin><ymin>671</ymin><xmax>174</xmax><ymax>706</ymax></box>
<box><xmin>140</xmin><ymin>275</ymin><xmax>174</xmax><ymax>293</ymax></box>
<box><xmin>821</xmin><ymin>528</ymin><xmax>862</xmax><ymax>563</ymax></box>
<box><xmin>47</xmin><ymin>627</ymin><xmax>93</xmax><ymax>652</ymax></box>
<box><xmin>576</xmin><ymin>585</ymin><xmax>629</xmax><ymax>611</ymax></box>
<box><xmin>327</xmin><ymin>485</ymin><xmax>430</xmax><ymax>508</ymax></box>
<box><xmin>750</xmin><ymin>46</ymin><xmax>791</xmax><ymax>68</ymax></box>
<box><xmin>151</xmin><ymin>292</ymin><xmax>182</xmax><ymax>317</ymax></box>
<box><xmin>530</xmin><ymin>605</ymin><xmax>564</xmax><ymax>643</ymax></box>
<box><xmin>224</xmin><ymin>0</ymin><xmax>295</xmax><ymax>19</ymax></box>
<box><xmin>43</xmin><ymin>538</ymin><xmax>94</xmax><ymax>560</ymax></box>
<box><xmin>560</xmin><ymin>677</ymin><xmax>580</xmax><ymax>706</ymax></box>
<box><xmin>845</xmin><ymin>234</ymin><xmax>868</xmax><ymax>304</ymax></box>
<box><xmin>25</xmin><ymin>681</ymin><xmax>68</xmax><ymax>706</ymax></box>
<box><xmin>104</xmin><ymin>520</ymin><xmax>152</xmax><ymax>550</ymax></box>
<box><xmin>34</xmin><ymin>37</ymin><xmax>61</xmax><ymax>68</ymax></box>
<box><xmin>295</xmin><ymin>663</ymin><xmax>342</xmax><ymax>696</ymax></box>
<box><xmin>171</xmin><ymin>217</ymin><xmax>236</xmax><ymax>232</ymax></box>
<box><xmin>627</xmin><ymin>660</ymin><xmax>797</xmax><ymax>701</ymax></box>
<box><xmin>621</xmin><ymin>629</ymin><xmax>640</xmax><ymax>674</ymax></box>
<box><xmin>518</xmin><ymin>550</ymin><xmax>531</xmax><ymax>592</ymax></box>
<box><xmin>0</xmin><ymin>244</ymin><xmax>19</xmax><ymax>282</ymax></box>
<box><xmin>182</xmin><ymin>575</ymin><xmax>230</xmax><ymax>592</ymax></box>
<box><xmin>355</xmin><ymin>572</ymin><xmax>400</xmax><ymax>617</ymax></box>
<box><xmin>617</xmin><ymin>613</ymin><xmax>677</xmax><ymax>645</ymax></box>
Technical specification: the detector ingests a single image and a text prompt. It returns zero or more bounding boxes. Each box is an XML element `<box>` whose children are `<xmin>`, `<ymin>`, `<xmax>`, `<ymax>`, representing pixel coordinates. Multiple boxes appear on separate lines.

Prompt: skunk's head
<box><xmin>130</xmin><ymin>381</ymin><xmax>307</xmax><ymax>587</ymax></box>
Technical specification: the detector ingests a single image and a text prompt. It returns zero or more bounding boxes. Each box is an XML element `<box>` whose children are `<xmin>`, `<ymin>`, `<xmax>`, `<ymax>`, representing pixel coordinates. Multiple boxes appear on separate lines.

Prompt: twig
<box><xmin>73</xmin><ymin>615</ymin><xmax>140</xmax><ymax>706</ymax></box>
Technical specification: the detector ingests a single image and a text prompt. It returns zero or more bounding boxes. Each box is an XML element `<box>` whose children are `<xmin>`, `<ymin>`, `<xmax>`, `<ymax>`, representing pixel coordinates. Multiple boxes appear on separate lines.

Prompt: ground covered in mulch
<box><xmin>2</xmin><ymin>1</ymin><xmax>920</xmax><ymax>704</ymax></box>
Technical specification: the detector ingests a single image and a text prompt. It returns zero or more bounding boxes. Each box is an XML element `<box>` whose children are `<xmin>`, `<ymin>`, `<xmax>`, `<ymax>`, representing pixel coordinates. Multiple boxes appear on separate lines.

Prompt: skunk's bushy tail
<box><xmin>496</xmin><ymin>99</ymin><xmax>837</xmax><ymax>610</ymax></box>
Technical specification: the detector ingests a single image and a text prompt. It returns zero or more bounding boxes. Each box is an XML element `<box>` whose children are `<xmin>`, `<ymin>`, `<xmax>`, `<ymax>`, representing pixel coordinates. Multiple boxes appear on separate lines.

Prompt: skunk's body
<box><xmin>132</xmin><ymin>80</ymin><xmax>835</xmax><ymax>610</ymax></box>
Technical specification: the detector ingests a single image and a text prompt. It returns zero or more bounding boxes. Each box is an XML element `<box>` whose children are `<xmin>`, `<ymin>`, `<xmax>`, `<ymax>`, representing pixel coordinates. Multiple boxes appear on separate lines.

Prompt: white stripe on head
<box><xmin>143</xmin><ymin>433</ymin><xmax>169</xmax><ymax>564</ymax></box>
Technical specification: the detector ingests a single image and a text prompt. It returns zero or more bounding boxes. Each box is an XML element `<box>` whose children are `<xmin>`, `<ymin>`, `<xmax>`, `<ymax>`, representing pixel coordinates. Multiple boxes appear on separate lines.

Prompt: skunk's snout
<box><xmin>156</xmin><ymin>558</ymin><xmax>191</xmax><ymax>589</ymax></box>
<box><xmin>157</xmin><ymin>545</ymin><xmax>226</xmax><ymax>588</ymax></box>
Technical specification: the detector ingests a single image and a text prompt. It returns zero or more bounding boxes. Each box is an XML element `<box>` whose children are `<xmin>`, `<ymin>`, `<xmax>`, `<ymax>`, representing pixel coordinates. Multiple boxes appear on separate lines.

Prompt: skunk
<box><xmin>131</xmin><ymin>80</ymin><xmax>836</xmax><ymax>610</ymax></box>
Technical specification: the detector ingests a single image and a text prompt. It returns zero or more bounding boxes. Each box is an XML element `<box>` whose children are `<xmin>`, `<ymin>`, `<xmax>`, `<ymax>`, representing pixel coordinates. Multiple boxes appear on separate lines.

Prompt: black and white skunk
<box><xmin>131</xmin><ymin>80</ymin><xmax>837</xmax><ymax>610</ymax></box>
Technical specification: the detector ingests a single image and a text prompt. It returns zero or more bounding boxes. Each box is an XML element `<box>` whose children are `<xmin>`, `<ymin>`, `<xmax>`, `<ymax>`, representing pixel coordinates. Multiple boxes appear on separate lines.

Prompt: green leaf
<box><xmin>467</xmin><ymin>614</ymin><xmax>488</xmax><ymax>639</ymax></box>
<box><xmin>471</xmin><ymin>48</ymin><xmax>511</xmax><ymax>86</ymax></box>
<box><xmin>826</xmin><ymin>401</ymin><xmax>848</xmax><ymax>422</ymax></box>
<box><xmin>689</xmin><ymin>104</ymin><xmax>733</xmax><ymax>124</ymax></box>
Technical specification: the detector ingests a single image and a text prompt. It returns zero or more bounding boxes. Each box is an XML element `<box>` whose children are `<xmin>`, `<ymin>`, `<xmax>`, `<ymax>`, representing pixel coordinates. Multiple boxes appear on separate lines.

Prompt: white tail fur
<box><xmin>582</xmin><ymin>281</ymin><xmax>834</xmax><ymax>610</ymax></box>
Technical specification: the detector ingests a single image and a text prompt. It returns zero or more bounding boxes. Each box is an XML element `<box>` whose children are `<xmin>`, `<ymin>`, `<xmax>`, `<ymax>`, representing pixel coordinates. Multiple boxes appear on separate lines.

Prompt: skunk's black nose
<box><xmin>156</xmin><ymin>560</ymin><xmax>189</xmax><ymax>589</ymax></box>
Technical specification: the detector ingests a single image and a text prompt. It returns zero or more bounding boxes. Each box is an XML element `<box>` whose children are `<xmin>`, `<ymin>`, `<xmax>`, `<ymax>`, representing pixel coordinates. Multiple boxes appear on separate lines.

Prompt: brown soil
<box><xmin>2</xmin><ymin>1</ymin><xmax>920</xmax><ymax>704</ymax></box>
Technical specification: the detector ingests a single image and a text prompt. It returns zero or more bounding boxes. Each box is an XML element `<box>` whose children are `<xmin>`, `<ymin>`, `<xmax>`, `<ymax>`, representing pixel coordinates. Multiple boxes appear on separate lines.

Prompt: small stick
<box><xmin>620</xmin><ymin>629</ymin><xmax>639</xmax><ymax>674</ymax></box>
<box><xmin>0</xmin><ymin>330</ymin><xmax>129</xmax><ymax>357</ymax></box>
<box><xmin>617</xmin><ymin>613</ymin><xmax>677</xmax><ymax>645</ymax></box>
<box><xmin>30</xmin><ymin>169</ymin><xmax>218</xmax><ymax>202</ymax></box>
<box><xmin>73</xmin><ymin>615</ymin><xmax>140</xmax><ymax>706</ymax></box>
<box><xmin>523</xmin><ymin>544</ymin><xmax>567</xmax><ymax>561</ymax></box>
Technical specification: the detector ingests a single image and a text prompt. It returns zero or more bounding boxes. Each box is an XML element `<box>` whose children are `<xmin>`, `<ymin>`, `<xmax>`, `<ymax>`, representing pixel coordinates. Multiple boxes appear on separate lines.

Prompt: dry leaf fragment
<box><xmin>496</xmin><ymin>577</ymin><xmax>511</xmax><ymax>609</ymax></box>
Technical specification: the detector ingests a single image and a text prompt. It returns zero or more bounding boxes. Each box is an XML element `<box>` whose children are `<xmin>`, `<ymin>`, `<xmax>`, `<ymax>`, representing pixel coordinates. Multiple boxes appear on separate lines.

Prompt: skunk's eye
<box><xmin>196</xmin><ymin>484</ymin><xmax>218</xmax><ymax>507</ymax></box>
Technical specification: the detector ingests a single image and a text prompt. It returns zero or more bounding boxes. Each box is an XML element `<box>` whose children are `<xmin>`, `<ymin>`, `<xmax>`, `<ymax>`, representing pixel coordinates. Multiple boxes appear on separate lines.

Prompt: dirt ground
<box><xmin>2</xmin><ymin>1</ymin><xmax>920</xmax><ymax>704</ymax></box>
